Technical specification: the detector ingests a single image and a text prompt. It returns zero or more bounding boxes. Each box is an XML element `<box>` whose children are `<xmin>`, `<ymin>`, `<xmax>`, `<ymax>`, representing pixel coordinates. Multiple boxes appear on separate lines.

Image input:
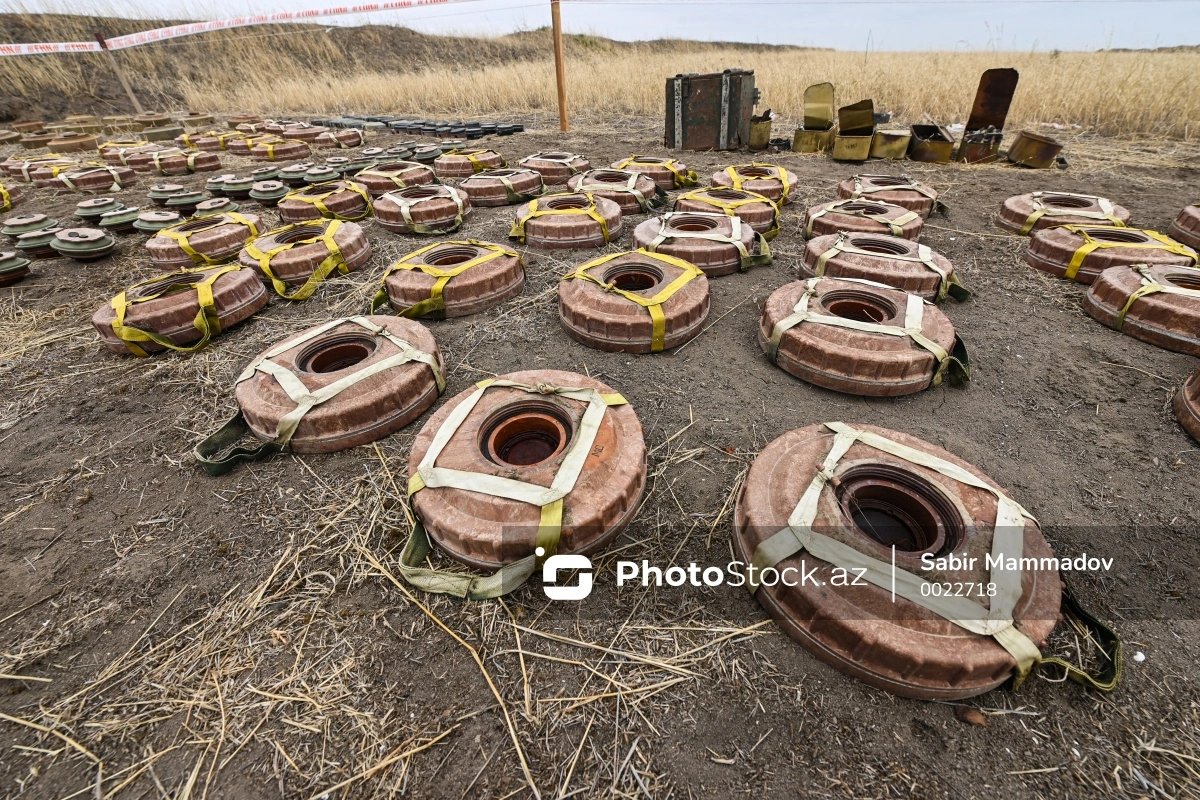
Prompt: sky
<box><xmin>12</xmin><ymin>0</ymin><xmax>1200</xmax><ymax>51</ymax></box>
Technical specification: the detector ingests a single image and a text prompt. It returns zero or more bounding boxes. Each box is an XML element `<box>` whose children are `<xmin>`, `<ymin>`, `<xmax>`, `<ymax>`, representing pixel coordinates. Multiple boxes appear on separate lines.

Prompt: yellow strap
<box><xmin>614</xmin><ymin>155</ymin><xmax>699</xmax><ymax>188</ymax></box>
<box><xmin>508</xmin><ymin>194</ymin><xmax>611</xmax><ymax>244</ymax></box>
<box><xmin>561</xmin><ymin>248</ymin><xmax>704</xmax><ymax>352</ymax></box>
<box><xmin>723</xmin><ymin>163</ymin><xmax>791</xmax><ymax>207</ymax></box>
<box><xmin>155</xmin><ymin>213</ymin><xmax>260</xmax><ymax>267</ymax></box>
<box><xmin>109</xmin><ymin>265</ymin><xmax>240</xmax><ymax>356</ymax></box>
<box><xmin>281</xmin><ymin>181</ymin><xmax>371</xmax><ymax>221</ymax></box>
<box><xmin>243</xmin><ymin>220</ymin><xmax>349</xmax><ymax>301</ymax></box>
<box><xmin>0</xmin><ymin>185</ymin><xmax>9</xmax><ymax>213</ymax></box>
<box><xmin>850</xmin><ymin>174</ymin><xmax>937</xmax><ymax>201</ymax></box>
<box><xmin>1062</xmin><ymin>226</ymin><xmax>1198</xmax><ymax>280</ymax></box>
<box><xmin>446</xmin><ymin>149</ymin><xmax>506</xmax><ymax>174</ymax></box>
<box><xmin>373</xmin><ymin>240</ymin><xmax>521</xmax><ymax>317</ymax></box>
<box><xmin>812</xmin><ymin>231</ymin><xmax>967</xmax><ymax>302</ymax></box>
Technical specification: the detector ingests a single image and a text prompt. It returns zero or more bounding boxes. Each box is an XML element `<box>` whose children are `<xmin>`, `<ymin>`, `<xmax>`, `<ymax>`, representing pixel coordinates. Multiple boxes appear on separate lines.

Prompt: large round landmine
<box><xmin>434</xmin><ymin>148</ymin><xmax>505</xmax><ymax>179</ymax></box>
<box><xmin>52</xmin><ymin>165</ymin><xmax>137</xmax><ymax>193</ymax></box>
<box><xmin>610</xmin><ymin>155</ymin><xmax>697</xmax><ymax>191</ymax></box>
<box><xmin>1084</xmin><ymin>264</ymin><xmax>1200</xmax><ymax>356</ymax></box>
<box><xmin>997</xmin><ymin>192</ymin><xmax>1132</xmax><ymax>235</ymax></box>
<box><xmin>558</xmin><ymin>250</ymin><xmax>710</xmax><ymax>353</ymax></box>
<box><xmin>354</xmin><ymin>161</ymin><xmax>437</xmax><ymax>198</ymax></box>
<box><xmin>1025</xmin><ymin>225</ymin><xmax>1198</xmax><ymax>284</ymax></box>
<box><xmin>802</xmin><ymin>233</ymin><xmax>959</xmax><ymax>302</ymax></box>
<box><xmin>145</xmin><ymin>212</ymin><xmax>263</xmax><ymax>270</ymax></box>
<box><xmin>518</xmin><ymin>152</ymin><xmax>590</xmax><ymax>185</ymax></box>
<box><xmin>673</xmin><ymin>188</ymin><xmax>778</xmax><ymax>237</ymax></box>
<box><xmin>805</xmin><ymin>199</ymin><xmax>924</xmax><ymax>240</ymax></box>
<box><xmin>567</xmin><ymin>169</ymin><xmax>662</xmax><ymax>215</ymax></box>
<box><xmin>710</xmin><ymin>163</ymin><xmax>798</xmax><ymax>205</ymax></box>
<box><xmin>375</xmin><ymin>185</ymin><xmax>470</xmax><ymax>234</ymax></box>
<box><xmin>378</xmin><ymin>241</ymin><xmax>525</xmax><ymax>318</ymax></box>
<box><xmin>835</xmin><ymin>174</ymin><xmax>940</xmax><ymax>218</ymax></box>
<box><xmin>92</xmin><ymin>264</ymin><xmax>269</xmax><ymax>355</ymax></box>
<box><xmin>759</xmin><ymin>276</ymin><xmax>963</xmax><ymax>396</ymax></box>
<box><xmin>632</xmin><ymin>211</ymin><xmax>764</xmax><ymax>277</ymax></box>
<box><xmin>231</xmin><ymin>316</ymin><xmax>444</xmax><ymax>453</ymax></box>
<box><xmin>460</xmin><ymin>168</ymin><xmax>543</xmax><ymax>207</ymax></box>
<box><xmin>277</xmin><ymin>181</ymin><xmax>371</xmax><ymax>223</ymax></box>
<box><xmin>408</xmin><ymin>369</ymin><xmax>646</xmax><ymax>570</ymax></box>
<box><xmin>511</xmin><ymin>193</ymin><xmax>621</xmax><ymax>249</ymax></box>
<box><xmin>733</xmin><ymin>422</ymin><xmax>1062</xmax><ymax>700</ymax></box>
<box><xmin>1174</xmin><ymin>368</ymin><xmax>1200</xmax><ymax>444</ymax></box>
<box><xmin>238</xmin><ymin>220</ymin><xmax>372</xmax><ymax>291</ymax></box>
<box><xmin>1168</xmin><ymin>204</ymin><xmax>1200</xmax><ymax>251</ymax></box>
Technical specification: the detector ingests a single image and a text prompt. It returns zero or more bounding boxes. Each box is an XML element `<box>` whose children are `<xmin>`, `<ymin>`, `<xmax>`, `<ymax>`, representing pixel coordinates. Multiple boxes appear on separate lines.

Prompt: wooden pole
<box><xmin>96</xmin><ymin>34</ymin><xmax>144</xmax><ymax>115</ymax></box>
<box><xmin>550</xmin><ymin>0</ymin><xmax>569</xmax><ymax>132</ymax></box>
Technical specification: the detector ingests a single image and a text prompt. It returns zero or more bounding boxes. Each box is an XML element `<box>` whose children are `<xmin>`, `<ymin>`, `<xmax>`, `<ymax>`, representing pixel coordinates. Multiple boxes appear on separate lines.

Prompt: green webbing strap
<box><xmin>383</xmin><ymin>187</ymin><xmax>466</xmax><ymax>234</ymax></box>
<box><xmin>1019</xmin><ymin>192</ymin><xmax>1125</xmax><ymax>235</ymax></box>
<box><xmin>723</xmin><ymin>163</ymin><xmax>792</xmax><ymax>204</ymax></box>
<box><xmin>1061</xmin><ymin>226</ymin><xmax>1198</xmax><ymax>280</ymax></box>
<box><xmin>766</xmin><ymin>275</ymin><xmax>970</xmax><ymax>387</ymax></box>
<box><xmin>243</xmin><ymin>220</ymin><xmax>350</xmax><ymax>301</ymax></box>
<box><xmin>674</xmin><ymin>187</ymin><xmax>779</xmax><ymax>241</ymax></box>
<box><xmin>194</xmin><ymin>315</ymin><xmax>445</xmax><ymax>476</ymax></box>
<box><xmin>509</xmin><ymin>194</ymin><xmax>611</xmax><ymax>244</ymax></box>
<box><xmin>812</xmin><ymin>231</ymin><xmax>970</xmax><ymax>302</ymax></box>
<box><xmin>805</xmin><ymin>200</ymin><xmax>921</xmax><ymax>238</ymax></box>
<box><xmin>747</xmin><ymin>421</ymin><xmax>1121</xmax><ymax>691</ymax></box>
<box><xmin>1114</xmin><ymin>264</ymin><xmax>1200</xmax><ymax>330</ymax></box>
<box><xmin>573</xmin><ymin>171</ymin><xmax>668</xmax><ymax>213</ymax></box>
<box><xmin>109</xmin><ymin>265</ymin><xmax>240</xmax><ymax>357</ymax></box>
<box><xmin>155</xmin><ymin>213</ymin><xmax>260</xmax><ymax>266</ymax></box>
<box><xmin>400</xmin><ymin>379</ymin><xmax>626</xmax><ymax>599</ymax></box>
<box><xmin>613</xmin><ymin>155</ymin><xmax>699</xmax><ymax>188</ymax></box>
<box><xmin>281</xmin><ymin>181</ymin><xmax>372</xmax><ymax>221</ymax></box>
<box><xmin>371</xmin><ymin>240</ymin><xmax>521</xmax><ymax>317</ymax></box>
<box><xmin>561</xmin><ymin>249</ymin><xmax>705</xmax><ymax>352</ymax></box>
<box><xmin>643</xmin><ymin>212</ymin><xmax>771</xmax><ymax>271</ymax></box>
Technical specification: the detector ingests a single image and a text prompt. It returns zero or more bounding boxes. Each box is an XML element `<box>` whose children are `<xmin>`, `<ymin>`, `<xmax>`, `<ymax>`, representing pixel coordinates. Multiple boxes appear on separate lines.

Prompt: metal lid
<box><xmin>802</xmin><ymin>82</ymin><xmax>835</xmax><ymax>131</ymax></box>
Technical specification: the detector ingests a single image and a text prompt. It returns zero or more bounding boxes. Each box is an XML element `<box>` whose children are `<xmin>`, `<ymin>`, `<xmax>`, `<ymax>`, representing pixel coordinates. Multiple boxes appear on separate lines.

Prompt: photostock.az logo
<box><xmin>538</xmin><ymin>547</ymin><xmax>593</xmax><ymax>600</ymax></box>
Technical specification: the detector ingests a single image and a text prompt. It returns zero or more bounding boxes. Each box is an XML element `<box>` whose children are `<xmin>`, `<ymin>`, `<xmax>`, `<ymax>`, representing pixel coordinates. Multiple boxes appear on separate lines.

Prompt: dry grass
<box><xmin>0</xmin><ymin>13</ymin><xmax>1198</xmax><ymax>137</ymax></box>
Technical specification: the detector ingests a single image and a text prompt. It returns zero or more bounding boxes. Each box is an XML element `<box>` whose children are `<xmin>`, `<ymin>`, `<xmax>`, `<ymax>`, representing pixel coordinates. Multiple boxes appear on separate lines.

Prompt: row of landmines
<box><xmin>5</xmin><ymin>120</ymin><xmax>1193</xmax><ymax>699</ymax></box>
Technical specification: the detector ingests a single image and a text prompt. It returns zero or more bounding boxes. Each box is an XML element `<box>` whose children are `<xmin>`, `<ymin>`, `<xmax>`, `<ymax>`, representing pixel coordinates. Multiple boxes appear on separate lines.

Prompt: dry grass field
<box><xmin>0</xmin><ymin>13</ymin><xmax>1199</xmax><ymax>137</ymax></box>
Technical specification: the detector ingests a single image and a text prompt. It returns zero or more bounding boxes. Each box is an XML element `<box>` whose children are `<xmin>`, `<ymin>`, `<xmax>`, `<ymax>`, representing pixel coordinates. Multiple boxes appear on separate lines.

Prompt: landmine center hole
<box><xmin>841</xmin><ymin>202</ymin><xmax>888</xmax><ymax>215</ymax></box>
<box><xmin>850</xmin><ymin>236</ymin><xmax>910</xmax><ymax>255</ymax></box>
<box><xmin>821</xmin><ymin>290</ymin><xmax>896</xmax><ymax>324</ymax></box>
<box><xmin>482</xmin><ymin>402</ymin><xmax>574</xmax><ymax>467</ymax></box>
<box><xmin>275</xmin><ymin>225</ymin><xmax>325</xmax><ymax>243</ymax></box>
<box><xmin>1043</xmin><ymin>195</ymin><xmax>1094</xmax><ymax>209</ymax></box>
<box><xmin>299</xmin><ymin>334</ymin><xmax>377</xmax><ymax>373</ymax></box>
<box><xmin>1166</xmin><ymin>273</ymin><xmax>1200</xmax><ymax>291</ymax></box>
<box><xmin>1085</xmin><ymin>228</ymin><xmax>1149</xmax><ymax>243</ymax></box>
<box><xmin>669</xmin><ymin>215</ymin><xmax>719</xmax><ymax>232</ymax></box>
<box><xmin>592</xmin><ymin>171</ymin><xmax>630</xmax><ymax>183</ymax></box>
<box><xmin>400</xmin><ymin>187</ymin><xmax>441</xmax><ymax>199</ymax></box>
<box><xmin>426</xmin><ymin>247</ymin><xmax>479</xmax><ymax>266</ymax></box>
<box><xmin>836</xmin><ymin>464</ymin><xmax>961</xmax><ymax>555</ymax></box>
<box><xmin>604</xmin><ymin>262</ymin><xmax>664</xmax><ymax>292</ymax></box>
<box><xmin>867</xmin><ymin>176</ymin><xmax>908</xmax><ymax>187</ymax></box>
<box><xmin>737</xmin><ymin>167</ymin><xmax>773</xmax><ymax>178</ymax></box>
<box><xmin>542</xmin><ymin>152</ymin><xmax>573</xmax><ymax>160</ymax></box>
<box><xmin>707</xmin><ymin>189</ymin><xmax>751</xmax><ymax>201</ymax></box>
<box><xmin>546</xmin><ymin>196</ymin><xmax>588</xmax><ymax>210</ymax></box>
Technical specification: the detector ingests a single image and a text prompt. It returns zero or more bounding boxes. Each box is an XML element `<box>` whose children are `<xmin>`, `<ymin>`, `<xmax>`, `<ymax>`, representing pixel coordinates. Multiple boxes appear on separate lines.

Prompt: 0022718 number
<box><xmin>919</xmin><ymin>582</ymin><xmax>998</xmax><ymax>598</ymax></box>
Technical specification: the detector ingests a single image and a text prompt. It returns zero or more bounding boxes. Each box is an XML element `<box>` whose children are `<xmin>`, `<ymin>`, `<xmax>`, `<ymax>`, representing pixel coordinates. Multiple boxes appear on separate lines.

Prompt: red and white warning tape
<box><xmin>0</xmin><ymin>0</ymin><xmax>474</xmax><ymax>56</ymax></box>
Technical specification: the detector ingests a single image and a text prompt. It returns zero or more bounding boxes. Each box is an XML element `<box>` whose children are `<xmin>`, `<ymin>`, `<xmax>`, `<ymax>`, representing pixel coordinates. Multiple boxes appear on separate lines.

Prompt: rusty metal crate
<box><xmin>665</xmin><ymin>69</ymin><xmax>758</xmax><ymax>151</ymax></box>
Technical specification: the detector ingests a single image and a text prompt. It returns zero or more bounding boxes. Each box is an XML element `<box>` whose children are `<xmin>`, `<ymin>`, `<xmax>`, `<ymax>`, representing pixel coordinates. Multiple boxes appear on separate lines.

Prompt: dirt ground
<box><xmin>2</xmin><ymin>117</ymin><xmax>1199</xmax><ymax>800</ymax></box>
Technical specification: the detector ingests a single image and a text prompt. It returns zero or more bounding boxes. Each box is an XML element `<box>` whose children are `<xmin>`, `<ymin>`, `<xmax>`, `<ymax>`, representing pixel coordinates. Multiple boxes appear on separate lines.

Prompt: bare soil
<box><xmin>1</xmin><ymin>118</ymin><xmax>1199</xmax><ymax>799</ymax></box>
